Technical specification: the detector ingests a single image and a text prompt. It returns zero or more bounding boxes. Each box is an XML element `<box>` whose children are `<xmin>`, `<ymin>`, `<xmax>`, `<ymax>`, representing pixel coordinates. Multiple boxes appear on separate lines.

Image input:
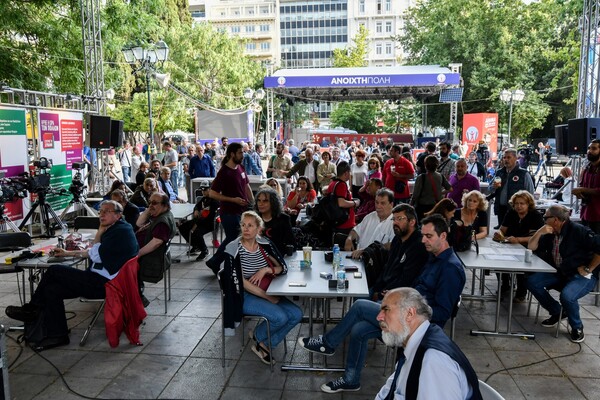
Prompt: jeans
<box><xmin>170</xmin><ymin>169</ymin><xmax>179</xmax><ymax>196</ymax></box>
<box><xmin>207</xmin><ymin>213</ymin><xmax>241</xmax><ymax>268</ymax></box>
<box><xmin>121</xmin><ymin>166</ymin><xmax>131</xmax><ymax>183</ymax></box>
<box><xmin>323</xmin><ymin>299</ymin><xmax>381</xmax><ymax>385</ymax></box>
<box><xmin>31</xmin><ymin>265</ymin><xmax>108</xmax><ymax>338</ymax></box>
<box><xmin>527</xmin><ymin>272</ymin><xmax>597</xmax><ymax>330</ymax></box>
<box><xmin>243</xmin><ymin>292</ymin><xmax>302</xmax><ymax>348</ymax></box>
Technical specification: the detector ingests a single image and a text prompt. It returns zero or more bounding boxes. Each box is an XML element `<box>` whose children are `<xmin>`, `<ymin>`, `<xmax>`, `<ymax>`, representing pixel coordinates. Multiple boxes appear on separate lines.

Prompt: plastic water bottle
<box><xmin>332</xmin><ymin>244</ymin><xmax>341</xmax><ymax>273</ymax></box>
<box><xmin>336</xmin><ymin>270</ymin><xmax>346</xmax><ymax>293</ymax></box>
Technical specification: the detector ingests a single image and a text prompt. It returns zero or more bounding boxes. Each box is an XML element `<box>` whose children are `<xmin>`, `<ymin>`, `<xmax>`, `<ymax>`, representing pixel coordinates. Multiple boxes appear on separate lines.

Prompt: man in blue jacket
<box><xmin>298</xmin><ymin>213</ymin><xmax>465</xmax><ymax>394</ymax></box>
<box><xmin>188</xmin><ymin>145</ymin><xmax>215</xmax><ymax>179</ymax></box>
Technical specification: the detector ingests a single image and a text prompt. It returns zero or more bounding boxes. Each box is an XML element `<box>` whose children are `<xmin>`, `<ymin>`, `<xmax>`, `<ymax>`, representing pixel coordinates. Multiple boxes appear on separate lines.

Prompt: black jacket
<box><xmin>287</xmin><ymin>158</ymin><xmax>320</xmax><ymax>193</ymax></box>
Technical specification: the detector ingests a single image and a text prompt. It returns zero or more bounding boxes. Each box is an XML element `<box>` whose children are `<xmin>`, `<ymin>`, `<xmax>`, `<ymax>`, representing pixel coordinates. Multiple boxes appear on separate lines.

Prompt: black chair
<box><xmin>0</xmin><ymin>232</ymin><xmax>33</xmax><ymax>330</ymax></box>
<box><xmin>73</xmin><ymin>216</ymin><xmax>100</xmax><ymax>231</ymax></box>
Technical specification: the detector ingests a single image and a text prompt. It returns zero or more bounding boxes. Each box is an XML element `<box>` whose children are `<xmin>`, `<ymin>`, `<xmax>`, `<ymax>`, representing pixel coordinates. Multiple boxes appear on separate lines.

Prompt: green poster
<box><xmin>0</xmin><ymin>108</ymin><xmax>26</xmax><ymax>135</ymax></box>
<box><xmin>47</xmin><ymin>164</ymin><xmax>72</xmax><ymax>211</ymax></box>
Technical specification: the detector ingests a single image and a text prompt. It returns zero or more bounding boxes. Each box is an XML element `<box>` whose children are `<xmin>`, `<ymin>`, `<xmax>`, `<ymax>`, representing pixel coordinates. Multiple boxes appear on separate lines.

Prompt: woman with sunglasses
<box><xmin>264</xmin><ymin>178</ymin><xmax>283</xmax><ymax>199</ymax></box>
<box><xmin>131</xmin><ymin>177</ymin><xmax>159</xmax><ymax>208</ymax></box>
<box><xmin>366</xmin><ymin>156</ymin><xmax>382</xmax><ymax>180</ymax></box>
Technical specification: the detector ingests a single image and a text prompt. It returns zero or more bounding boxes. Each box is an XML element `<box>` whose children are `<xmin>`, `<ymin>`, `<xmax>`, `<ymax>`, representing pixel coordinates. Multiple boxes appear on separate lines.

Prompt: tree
<box><xmin>330</xmin><ymin>101</ymin><xmax>378</xmax><ymax>133</ymax></box>
<box><xmin>396</xmin><ymin>0</ymin><xmax>579</xmax><ymax>140</ymax></box>
<box><xmin>332</xmin><ymin>24</ymin><xmax>370</xmax><ymax>68</ymax></box>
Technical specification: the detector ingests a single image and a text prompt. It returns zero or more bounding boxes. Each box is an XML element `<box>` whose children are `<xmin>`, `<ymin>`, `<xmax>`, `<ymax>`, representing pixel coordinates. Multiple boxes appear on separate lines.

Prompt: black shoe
<box><xmin>493</xmin><ymin>225</ymin><xmax>501</xmax><ymax>230</ymax></box>
<box><xmin>31</xmin><ymin>335</ymin><xmax>70</xmax><ymax>352</ymax></box>
<box><xmin>140</xmin><ymin>294</ymin><xmax>150</xmax><ymax>308</ymax></box>
<box><xmin>6</xmin><ymin>304</ymin><xmax>39</xmax><ymax>322</ymax></box>
<box><xmin>570</xmin><ymin>327</ymin><xmax>585</xmax><ymax>343</ymax></box>
<box><xmin>187</xmin><ymin>247</ymin><xmax>200</xmax><ymax>255</ymax></box>
<box><xmin>196</xmin><ymin>250</ymin><xmax>209</xmax><ymax>261</ymax></box>
<box><xmin>541</xmin><ymin>311</ymin><xmax>567</xmax><ymax>327</ymax></box>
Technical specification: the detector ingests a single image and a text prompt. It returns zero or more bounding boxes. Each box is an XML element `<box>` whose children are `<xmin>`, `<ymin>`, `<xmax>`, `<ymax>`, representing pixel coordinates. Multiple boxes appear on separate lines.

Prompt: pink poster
<box><xmin>43</xmin><ymin>132</ymin><xmax>54</xmax><ymax>149</ymax></box>
<box><xmin>39</xmin><ymin>112</ymin><xmax>60</xmax><ymax>141</ymax></box>
<box><xmin>60</xmin><ymin>119</ymin><xmax>83</xmax><ymax>151</ymax></box>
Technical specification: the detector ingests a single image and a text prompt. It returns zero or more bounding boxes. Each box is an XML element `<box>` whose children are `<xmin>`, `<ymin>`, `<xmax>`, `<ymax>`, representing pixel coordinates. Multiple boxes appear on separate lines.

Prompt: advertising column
<box><xmin>462</xmin><ymin>113</ymin><xmax>499</xmax><ymax>161</ymax></box>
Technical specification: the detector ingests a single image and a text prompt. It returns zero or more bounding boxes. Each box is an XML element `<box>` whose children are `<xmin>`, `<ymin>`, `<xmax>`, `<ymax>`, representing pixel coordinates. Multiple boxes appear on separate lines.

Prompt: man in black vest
<box><xmin>376</xmin><ymin>287</ymin><xmax>482</xmax><ymax>400</ymax></box>
<box><xmin>491</xmin><ymin>148</ymin><xmax>534</xmax><ymax>228</ymax></box>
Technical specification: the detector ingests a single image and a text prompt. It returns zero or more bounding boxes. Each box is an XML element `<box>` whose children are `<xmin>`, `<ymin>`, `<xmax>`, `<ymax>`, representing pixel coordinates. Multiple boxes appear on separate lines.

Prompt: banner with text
<box><xmin>462</xmin><ymin>113</ymin><xmax>499</xmax><ymax>161</ymax></box>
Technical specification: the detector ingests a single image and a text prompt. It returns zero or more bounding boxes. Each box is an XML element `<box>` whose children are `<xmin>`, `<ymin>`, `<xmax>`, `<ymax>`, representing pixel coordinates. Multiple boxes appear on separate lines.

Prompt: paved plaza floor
<box><xmin>1</xmin><ymin>230</ymin><xmax>599</xmax><ymax>399</ymax></box>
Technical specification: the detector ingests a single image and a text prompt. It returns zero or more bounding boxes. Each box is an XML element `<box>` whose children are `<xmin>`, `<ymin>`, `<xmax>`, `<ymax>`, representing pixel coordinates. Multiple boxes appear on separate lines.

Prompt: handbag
<box><xmin>450</xmin><ymin>220</ymin><xmax>475</xmax><ymax>252</ymax></box>
<box><xmin>310</xmin><ymin>180</ymin><xmax>349</xmax><ymax>226</ymax></box>
<box><xmin>257</xmin><ymin>246</ymin><xmax>275</xmax><ymax>291</ymax></box>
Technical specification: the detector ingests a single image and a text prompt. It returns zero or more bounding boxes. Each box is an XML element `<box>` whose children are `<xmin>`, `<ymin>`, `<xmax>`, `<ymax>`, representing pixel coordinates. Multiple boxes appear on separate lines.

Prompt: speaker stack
<box><xmin>110</xmin><ymin>120</ymin><xmax>124</xmax><ymax>148</ymax></box>
<box><xmin>562</xmin><ymin>118</ymin><xmax>600</xmax><ymax>155</ymax></box>
<box><xmin>89</xmin><ymin>115</ymin><xmax>112</xmax><ymax>148</ymax></box>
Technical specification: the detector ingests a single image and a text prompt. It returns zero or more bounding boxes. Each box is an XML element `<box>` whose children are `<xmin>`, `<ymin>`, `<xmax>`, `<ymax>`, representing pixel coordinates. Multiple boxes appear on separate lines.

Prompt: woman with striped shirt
<box><xmin>222</xmin><ymin>211</ymin><xmax>302</xmax><ymax>365</ymax></box>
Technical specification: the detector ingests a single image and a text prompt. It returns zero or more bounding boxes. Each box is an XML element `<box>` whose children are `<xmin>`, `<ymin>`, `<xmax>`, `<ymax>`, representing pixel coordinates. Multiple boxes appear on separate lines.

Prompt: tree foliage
<box><xmin>332</xmin><ymin>24</ymin><xmax>370</xmax><ymax>68</ymax></box>
<box><xmin>396</xmin><ymin>0</ymin><xmax>581</xmax><ymax>139</ymax></box>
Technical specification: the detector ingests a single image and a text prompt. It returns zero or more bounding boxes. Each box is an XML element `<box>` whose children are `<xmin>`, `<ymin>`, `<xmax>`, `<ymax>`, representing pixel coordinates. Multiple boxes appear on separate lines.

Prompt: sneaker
<box><xmin>212</xmin><ymin>239</ymin><xmax>220</xmax><ymax>248</ymax></box>
<box><xmin>196</xmin><ymin>250</ymin><xmax>209</xmax><ymax>261</ymax></box>
<box><xmin>187</xmin><ymin>247</ymin><xmax>200</xmax><ymax>255</ymax></box>
<box><xmin>570</xmin><ymin>327</ymin><xmax>585</xmax><ymax>343</ymax></box>
<box><xmin>541</xmin><ymin>311</ymin><xmax>567</xmax><ymax>327</ymax></box>
<box><xmin>321</xmin><ymin>377</ymin><xmax>360</xmax><ymax>393</ymax></box>
<box><xmin>252</xmin><ymin>343</ymin><xmax>274</xmax><ymax>365</ymax></box>
<box><xmin>298</xmin><ymin>336</ymin><xmax>335</xmax><ymax>356</ymax></box>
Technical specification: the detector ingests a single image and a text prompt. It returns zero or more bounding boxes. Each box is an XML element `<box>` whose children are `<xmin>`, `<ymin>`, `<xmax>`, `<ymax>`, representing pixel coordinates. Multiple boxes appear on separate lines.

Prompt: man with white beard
<box><xmin>375</xmin><ymin>288</ymin><xmax>482</xmax><ymax>400</ymax></box>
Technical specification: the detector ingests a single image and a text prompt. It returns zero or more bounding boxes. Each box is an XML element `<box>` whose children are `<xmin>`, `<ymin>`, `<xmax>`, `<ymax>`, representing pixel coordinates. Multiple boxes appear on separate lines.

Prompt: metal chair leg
<box><xmin>80</xmin><ymin>300</ymin><xmax>105</xmax><ymax>346</ymax></box>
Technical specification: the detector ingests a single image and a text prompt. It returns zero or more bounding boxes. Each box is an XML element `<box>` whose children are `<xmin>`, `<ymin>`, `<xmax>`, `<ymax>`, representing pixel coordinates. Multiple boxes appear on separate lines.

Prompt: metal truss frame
<box><xmin>577</xmin><ymin>0</ymin><xmax>600</xmax><ymax>118</ymax></box>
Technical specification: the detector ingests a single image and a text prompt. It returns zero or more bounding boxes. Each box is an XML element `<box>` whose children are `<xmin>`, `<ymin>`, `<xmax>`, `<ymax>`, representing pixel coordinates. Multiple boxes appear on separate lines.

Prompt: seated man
<box><xmin>110</xmin><ymin>188</ymin><xmax>140</xmax><ymax>228</ymax></box>
<box><xmin>158</xmin><ymin>167</ymin><xmax>185</xmax><ymax>203</ymax></box>
<box><xmin>376</xmin><ymin>288</ymin><xmax>481</xmax><ymax>399</ymax></box>
<box><xmin>344</xmin><ymin>188</ymin><xmax>395</xmax><ymax>259</ymax></box>
<box><xmin>298</xmin><ymin>213</ymin><xmax>465</xmax><ymax>394</ymax></box>
<box><xmin>177</xmin><ymin>181</ymin><xmax>218</xmax><ymax>261</ymax></box>
<box><xmin>5</xmin><ymin>200</ymin><xmax>139</xmax><ymax>350</ymax></box>
<box><xmin>527</xmin><ymin>205</ymin><xmax>600</xmax><ymax>343</ymax></box>
<box><xmin>355</xmin><ymin>178</ymin><xmax>383</xmax><ymax>223</ymax></box>
<box><xmin>136</xmin><ymin>193</ymin><xmax>177</xmax><ymax>306</ymax></box>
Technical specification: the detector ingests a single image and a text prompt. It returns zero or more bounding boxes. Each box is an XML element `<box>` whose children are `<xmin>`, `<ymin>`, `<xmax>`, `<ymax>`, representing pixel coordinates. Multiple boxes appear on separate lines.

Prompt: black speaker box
<box><xmin>110</xmin><ymin>119</ymin><xmax>124</xmax><ymax>148</ymax></box>
<box><xmin>89</xmin><ymin>115</ymin><xmax>112</xmax><ymax>148</ymax></box>
<box><xmin>567</xmin><ymin>118</ymin><xmax>600</xmax><ymax>155</ymax></box>
<box><xmin>554</xmin><ymin>124</ymin><xmax>568</xmax><ymax>155</ymax></box>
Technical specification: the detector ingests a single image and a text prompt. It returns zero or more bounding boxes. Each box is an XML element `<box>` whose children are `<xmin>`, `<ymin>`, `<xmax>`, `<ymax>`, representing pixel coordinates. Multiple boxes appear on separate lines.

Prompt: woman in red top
<box><xmin>285</xmin><ymin>176</ymin><xmax>317</xmax><ymax>223</ymax></box>
<box><xmin>327</xmin><ymin>161</ymin><xmax>357</xmax><ymax>233</ymax></box>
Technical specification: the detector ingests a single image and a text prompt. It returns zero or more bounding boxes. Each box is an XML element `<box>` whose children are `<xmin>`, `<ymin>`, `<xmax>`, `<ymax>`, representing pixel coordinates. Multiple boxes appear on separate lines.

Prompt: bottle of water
<box><xmin>336</xmin><ymin>270</ymin><xmax>346</xmax><ymax>293</ymax></box>
<box><xmin>332</xmin><ymin>244</ymin><xmax>341</xmax><ymax>274</ymax></box>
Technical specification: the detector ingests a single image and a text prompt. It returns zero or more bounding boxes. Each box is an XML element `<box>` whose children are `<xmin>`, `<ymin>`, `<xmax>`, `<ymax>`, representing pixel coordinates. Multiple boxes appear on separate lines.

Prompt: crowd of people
<box><xmin>5</xmin><ymin>133</ymin><xmax>600</xmax><ymax>399</ymax></box>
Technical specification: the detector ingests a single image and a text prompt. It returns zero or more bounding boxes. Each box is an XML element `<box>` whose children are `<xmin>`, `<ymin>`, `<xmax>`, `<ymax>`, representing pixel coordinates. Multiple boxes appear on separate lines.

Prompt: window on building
<box><xmin>246</xmin><ymin>43</ymin><xmax>256</xmax><ymax>51</ymax></box>
<box><xmin>260</xmin><ymin>24</ymin><xmax>270</xmax><ymax>32</ymax></box>
<box><xmin>385</xmin><ymin>43</ymin><xmax>392</xmax><ymax>54</ymax></box>
<box><xmin>376</xmin><ymin>22</ymin><xmax>382</xmax><ymax>33</ymax></box>
<box><xmin>260</xmin><ymin>42</ymin><xmax>270</xmax><ymax>51</ymax></box>
<box><xmin>261</xmin><ymin>6</ymin><xmax>269</xmax><ymax>14</ymax></box>
<box><xmin>376</xmin><ymin>44</ymin><xmax>382</xmax><ymax>54</ymax></box>
<box><xmin>385</xmin><ymin>0</ymin><xmax>391</xmax><ymax>12</ymax></box>
<box><xmin>377</xmin><ymin>0</ymin><xmax>382</xmax><ymax>14</ymax></box>
<box><xmin>246</xmin><ymin>25</ymin><xmax>255</xmax><ymax>33</ymax></box>
<box><xmin>231</xmin><ymin>26</ymin><xmax>241</xmax><ymax>33</ymax></box>
<box><xmin>385</xmin><ymin>21</ymin><xmax>392</xmax><ymax>33</ymax></box>
<box><xmin>359</xmin><ymin>0</ymin><xmax>365</xmax><ymax>14</ymax></box>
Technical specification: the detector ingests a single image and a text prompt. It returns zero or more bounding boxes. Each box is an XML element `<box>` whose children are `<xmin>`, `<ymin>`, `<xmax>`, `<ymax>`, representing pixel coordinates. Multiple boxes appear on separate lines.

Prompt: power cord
<box><xmin>485</xmin><ymin>342</ymin><xmax>582</xmax><ymax>382</ymax></box>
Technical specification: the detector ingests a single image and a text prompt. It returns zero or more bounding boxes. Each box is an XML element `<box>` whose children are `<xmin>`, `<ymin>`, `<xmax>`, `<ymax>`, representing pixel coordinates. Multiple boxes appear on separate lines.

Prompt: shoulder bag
<box><xmin>310</xmin><ymin>180</ymin><xmax>349</xmax><ymax>226</ymax></box>
<box><xmin>257</xmin><ymin>246</ymin><xmax>276</xmax><ymax>291</ymax></box>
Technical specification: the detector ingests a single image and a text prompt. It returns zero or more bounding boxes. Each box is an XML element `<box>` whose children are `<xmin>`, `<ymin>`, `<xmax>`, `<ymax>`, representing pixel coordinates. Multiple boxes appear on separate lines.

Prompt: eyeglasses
<box><xmin>393</xmin><ymin>216</ymin><xmax>408</xmax><ymax>222</ymax></box>
<box><xmin>98</xmin><ymin>209</ymin><xmax>118</xmax><ymax>215</ymax></box>
<box><xmin>149</xmin><ymin>200</ymin><xmax>163</xmax><ymax>206</ymax></box>
<box><xmin>542</xmin><ymin>215</ymin><xmax>555</xmax><ymax>221</ymax></box>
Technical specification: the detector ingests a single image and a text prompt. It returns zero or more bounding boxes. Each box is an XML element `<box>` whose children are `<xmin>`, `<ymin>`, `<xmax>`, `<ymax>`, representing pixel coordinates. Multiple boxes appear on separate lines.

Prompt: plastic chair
<box><xmin>217</xmin><ymin>269</ymin><xmax>285</xmax><ymax>372</ymax></box>
<box><xmin>479</xmin><ymin>380</ymin><xmax>505</xmax><ymax>399</ymax></box>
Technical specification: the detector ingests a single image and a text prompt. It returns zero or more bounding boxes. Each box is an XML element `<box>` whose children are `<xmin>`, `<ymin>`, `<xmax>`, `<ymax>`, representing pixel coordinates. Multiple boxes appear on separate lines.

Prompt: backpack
<box><xmin>310</xmin><ymin>181</ymin><xmax>349</xmax><ymax>226</ymax></box>
<box><xmin>361</xmin><ymin>241</ymin><xmax>389</xmax><ymax>288</ymax></box>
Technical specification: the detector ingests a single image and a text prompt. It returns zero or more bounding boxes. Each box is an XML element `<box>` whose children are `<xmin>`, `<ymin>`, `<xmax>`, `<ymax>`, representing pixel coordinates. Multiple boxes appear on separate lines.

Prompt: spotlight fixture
<box><xmin>340</xmin><ymin>88</ymin><xmax>349</xmax><ymax>96</ymax></box>
<box><xmin>301</xmin><ymin>89</ymin><xmax>307</xmax><ymax>97</ymax></box>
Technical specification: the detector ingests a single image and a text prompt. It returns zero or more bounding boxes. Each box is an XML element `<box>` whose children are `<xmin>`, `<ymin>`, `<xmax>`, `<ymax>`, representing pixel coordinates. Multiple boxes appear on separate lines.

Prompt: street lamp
<box><xmin>244</xmin><ymin>88</ymin><xmax>266</xmax><ymax>143</ymax></box>
<box><xmin>122</xmin><ymin>40</ymin><xmax>169</xmax><ymax>144</ymax></box>
<box><xmin>499</xmin><ymin>89</ymin><xmax>525</xmax><ymax>146</ymax></box>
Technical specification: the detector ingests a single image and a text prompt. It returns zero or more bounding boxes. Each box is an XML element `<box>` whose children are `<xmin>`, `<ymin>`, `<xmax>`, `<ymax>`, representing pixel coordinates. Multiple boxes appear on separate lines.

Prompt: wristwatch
<box><xmin>584</xmin><ymin>266</ymin><xmax>591</xmax><ymax>273</ymax></box>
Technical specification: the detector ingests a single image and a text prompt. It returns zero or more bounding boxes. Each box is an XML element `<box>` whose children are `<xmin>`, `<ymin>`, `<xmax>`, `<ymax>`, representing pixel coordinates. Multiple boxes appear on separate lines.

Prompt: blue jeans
<box><xmin>527</xmin><ymin>272</ymin><xmax>597</xmax><ymax>330</ymax></box>
<box><xmin>323</xmin><ymin>299</ymin><xmax>381</xmax><ymax>385</ymax></box>
<box><xmin>207</xmin><ymin>213</ymin><xmax>241</xmax><ymax>268</ymax></box>
<box><xmin>121</xmin><ymin>166</ymin><xmax>131</xmax><ymax>182</ymax></box>
<box><xmin>243</xmin><ymin>292</ymin><xmax>302</xmax><ymax>348</ymax></box>
<box><xmin>170</xmin><ymin>169</ymin><xmax>179</xmax><ymax>196</ymax></box>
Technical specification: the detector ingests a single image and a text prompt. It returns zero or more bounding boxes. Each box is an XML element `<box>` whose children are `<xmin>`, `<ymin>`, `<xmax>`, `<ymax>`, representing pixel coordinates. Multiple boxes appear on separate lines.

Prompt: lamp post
<box><xmin>499</xmin><ymin>89</ymin><xmax>525</xmax><ymax>146</ymax></box>
<box><xmin>243</xmin><ymin>88</ymin><xmax>266</xmax><ymax>145</ymax></box>
<box><xmin>122</xmin><ymin>40</ymin><xmax>169</xmax><ymax>145</ymax></box>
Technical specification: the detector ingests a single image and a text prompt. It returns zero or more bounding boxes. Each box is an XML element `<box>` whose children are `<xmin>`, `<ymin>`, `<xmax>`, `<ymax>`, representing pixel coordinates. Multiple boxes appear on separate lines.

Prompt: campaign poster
<box><xmin>462</xmin><ymin>113</ymin><xmax>499</xmax><ymax>160</ymax></box>
<box><xmin>0</xmin><ymin>107</ymin><xmax>29</xmax><ymax>222</ymax></box>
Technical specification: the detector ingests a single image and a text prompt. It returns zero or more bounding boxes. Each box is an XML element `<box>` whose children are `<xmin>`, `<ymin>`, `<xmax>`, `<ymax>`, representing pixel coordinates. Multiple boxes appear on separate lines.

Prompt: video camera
<box><xmin>68</xmin><ymin>161</ymin><xmax>87</xmax><ymax>199</ymax></box>
<box><xmin>0</xmin><ymin>157</ymin><xmax>55</xmax><ymax>203</ymax></box>
<box><xmin>518</xmin><ymin>144</ymin><xmax>534</xmax><ymax>162</ymax></box>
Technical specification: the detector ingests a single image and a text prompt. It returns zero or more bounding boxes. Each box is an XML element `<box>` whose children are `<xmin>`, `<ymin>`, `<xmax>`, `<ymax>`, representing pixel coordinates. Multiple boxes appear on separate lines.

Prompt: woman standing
<box><xmin>284</xmin><ymin>176</ymin><xmax>317</xmax><ymax>223</ymax></box>
<box><xmin>317</xmin><ymin>151</ymin><xmax>336</xmax><ymax>194</ymax></box>
<box><xmin>350</xmin><ymin>150</ymin><xmax>368</xmax><ymax>198</ymax></box>
<box><xmin>223</xmin><ymin>211</ymin><xmax>302</xmax><ymax>365</ymax></box>
<box><xmin>410</xmin><ymin>155</ymin><xmax>451</xmax><ymax>220</ymax></box>
<box><xmin>254</xmin><ymin>188</ymin><xmax>295</xmax><ymax>255</ymax></box>
<box><xmin>493</xmin><ymin>190</ymin><xmax>544</xmax><ymax>302</ymax></box>
<box><xmin>453</xmin><ymin>190</ymin><xmax>489</xmax><ymax>240</ymax></box>
<box><xmin>366</xmin><ymin>156</ymin><xmax>382</xmax><ymax>181</ymax></box>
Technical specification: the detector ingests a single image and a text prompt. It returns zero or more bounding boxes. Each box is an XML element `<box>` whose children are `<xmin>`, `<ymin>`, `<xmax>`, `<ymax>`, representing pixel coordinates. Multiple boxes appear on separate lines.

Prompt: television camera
<box><xmin>518</xmin><ymin>144</ymin><xmax>535</xmax><ymax>163</ymax></box>
<box><xmin>68</xmin><ymin>162</ymin><xmax>87</xmax><ymax>200</ymax></box>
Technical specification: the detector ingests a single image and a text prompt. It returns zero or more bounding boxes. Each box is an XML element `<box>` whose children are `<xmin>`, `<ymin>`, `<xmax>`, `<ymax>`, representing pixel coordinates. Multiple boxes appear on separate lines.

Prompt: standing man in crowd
<box><xmin>447</xmin><ymin>158</ymin><xmax>481</xmax><ymax>206</ymax></box>
<box><xmin>572</xmin><ymin>139</ymin><xmax>600</xmax><ymax>233</ymax></box>
<box><xmin>267</xmin><ymin>142</ymin><xmax>293</xmax><ymax>179</ymax></box>
<box><xmin>249</xmin><ymin>143</ymin><xmax>264</xmax><ymax>177</ymax></box>
<box><xmin>215</xmin><ymin>137</ymin><xmax>228</xmax><ymax>169</ymax></box>
<box><xmin>205</xmin><ymin>142</ymin><xmax>254</xmax><ymax>275</ymax></box>
<box><xmin>189</xmin><ymin>145</ymin><xmax>215</xmax><ymax>179</ymax></box>
<box><xmin>118</xmin><ymin>141</ymin><xmax>133</xmax><ymax>182</ymax></box>
<box><xmin>375</xmin><ymin>288</ymin><xmax>482</xmax><ymax>399</ymax></box>
<box><xmin>288</xmin><ymin>139</ymin><xmax>300</xmax><ymax>163</ymax></box>
<box><xmin>241</xmin><ymin>142</ymin><xmax>262</xmax><ymax>176</ymax></box>
<box><xmin>437</xmin><ymin>141</ymin><xmax>456</xmax><ymax>180</ymax></box>
<box><xmin>162</xmin><ymin>141</ymin><xmax>179</xmax><ymax>196</ymax></box>
<box><xmin>416</xmin><ymin>142</ymin><xmax>437</xmax><ymax>175</ymax></box>
<box><xmin>527</xmin><ymin>205</ymin><xmax>600</xmax><ymax>343</ymax></box>
<box><xmin>382</xmin><ymin>144</ymin><xmax>415</xmax><ymax>205</ymax></box>
<box><xmin>287</xmin><ymin>147</ymin><xmax>320</xmax><ymax>193</ymax></box>
<box><xmin>491</xmin><ymin>148</ymin><xmax>534</xmax><ymax>228</ymax></box>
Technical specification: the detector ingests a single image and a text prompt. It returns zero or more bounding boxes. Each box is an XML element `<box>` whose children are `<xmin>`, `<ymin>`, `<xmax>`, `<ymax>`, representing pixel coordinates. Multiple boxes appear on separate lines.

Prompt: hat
<box><xmin>199</xmin><ymin>180</ymin><xmax>210</xmax><ymax>189</ymax></box>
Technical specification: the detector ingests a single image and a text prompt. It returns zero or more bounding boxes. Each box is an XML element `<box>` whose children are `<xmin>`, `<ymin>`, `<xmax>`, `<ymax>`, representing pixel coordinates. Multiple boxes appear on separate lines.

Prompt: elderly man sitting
<box><xmin>5</xmin><ymin>200</ymin><xmax>139</xmax><ymax>351</ymax></box>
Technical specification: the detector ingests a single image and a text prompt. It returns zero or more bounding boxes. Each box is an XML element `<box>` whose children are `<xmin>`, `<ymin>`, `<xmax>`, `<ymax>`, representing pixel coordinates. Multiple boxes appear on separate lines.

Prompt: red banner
<box><xmin>462</xmin><ymin>113</ymin><xmax>498</xmax><ymax>160</ymax></box>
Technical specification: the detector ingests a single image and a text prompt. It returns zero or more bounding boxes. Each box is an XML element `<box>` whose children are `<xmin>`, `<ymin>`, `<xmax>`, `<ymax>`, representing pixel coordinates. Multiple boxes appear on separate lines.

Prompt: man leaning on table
<box><xmin>344</xmin><ymin>188</ymin><xmax>395</xmax><ymax>259</ymax></box>
<box><xmin>375</xmin><ymin>288</ymin><xmax>482</xmax><ymax>400</ymax></box>
<box><xmin>297</xmin><ymin>213</ymin><xmax>465</xmax><ymax>394</ymax></box>
<box><xmin>527</xmin><ymin>204</ymin><xmax>600</xmax><ymax>343</ymax></box>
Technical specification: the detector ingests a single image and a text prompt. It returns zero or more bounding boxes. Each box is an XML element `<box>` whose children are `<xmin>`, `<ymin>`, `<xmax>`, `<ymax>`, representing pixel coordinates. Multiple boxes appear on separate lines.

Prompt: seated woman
<box><xmin>545</xmin><ymin>166</ymin><xmax>573</xmax><ymax>201</ymax></box>
<box><xmin>178</xmin><ymin>182</ymin><xmax>219</xmax><ymax>261</ymax></box>
<box><xmin>130</xmin><ymin>177</ymin><xmax>158</xmax><ymax>208</ymax></box>
<box><xmin>110</xmin><ymin>189</ymin><xmax>140</xmax><ymax>228</ymax></box>
<box><xmin>424</xmin><ymin>197</ymin><xmax>458</xmax><ymax>224</ymax></box>
<box><xmin>284</xmin><ymin>176</ymin><xmax>317</xmax><ymax>224</ymax></box>
<box><xmin>94</xmin><ymin>180</ymin><xmax>128</xmax><ymax>210</ymax></box>
<box><xmin>493</xmin><ymin>190</ymin><xmax>544</xmax><ymax>302</ymax></box>
<box><xmin>453</xmin><ymin>190</ymin><xmax>489</xmax><ymax>240</ymax></box>
<box><xmin>264</xmin><ymin>178</ymin><xmax>284</xmax><ymax>200</ymax></box>
<box><xmin>254</xmin><ymin>188</ymin><xmax>295</xmax><ymax>255</ymax></box>
<box><xmin>223</xmin><ymin>211</ymin><xmax>302</xmax><ymax>365</ymax></box>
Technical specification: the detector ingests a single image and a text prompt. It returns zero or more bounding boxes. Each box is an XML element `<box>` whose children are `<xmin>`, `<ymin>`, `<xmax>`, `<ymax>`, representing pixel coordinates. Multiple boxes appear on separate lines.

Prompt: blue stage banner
<box><xmin>264</xmin><ymin>73</ymin><xmax>460</xmax><ymax>88</ymax></box>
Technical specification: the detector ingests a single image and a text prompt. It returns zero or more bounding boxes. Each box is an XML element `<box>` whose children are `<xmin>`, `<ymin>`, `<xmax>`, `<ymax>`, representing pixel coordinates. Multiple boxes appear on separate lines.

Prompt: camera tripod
<box><xmin>0</xmin><ymin>203</ymin><xmax>20</xmax><ymax>233</ymax></box>
<box><xmin>59</xmin><ymin>189</ymin><xmax>97</xmax><ymax>220</ymax></box>
<box><xmin>19</xmin><ymin>189</ymin><xmax>67</xmax><ymax>238</ymax></box>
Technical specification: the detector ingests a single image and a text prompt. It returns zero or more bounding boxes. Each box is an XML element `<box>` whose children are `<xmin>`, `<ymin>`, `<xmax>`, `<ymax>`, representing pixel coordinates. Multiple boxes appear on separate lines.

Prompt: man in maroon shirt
<box><xmin>382</xmin><ymin>144</ymin><xmax>415</xmax><ymax>204</ymax></box>
<box><xmin>573</xmin><ymin>139</ymin><xmax>600</xmax><ymax>233</ymax></box>
<box><xmin>205</xmin><ymin>142</ymin><xmax>254</xmax><ymax>275</ymax></box>
<box><xmin>447</xmin><ymin>158</ymin><xmax>480</xmax><ymax>206</ymax></box>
